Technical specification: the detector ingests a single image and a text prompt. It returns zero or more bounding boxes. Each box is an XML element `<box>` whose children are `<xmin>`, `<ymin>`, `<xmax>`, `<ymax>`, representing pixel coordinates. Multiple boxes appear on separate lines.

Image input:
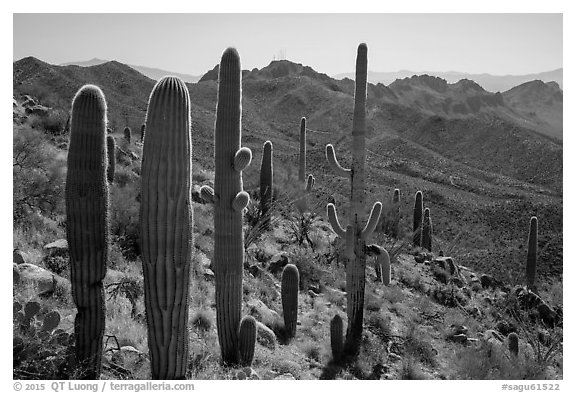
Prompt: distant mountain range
<box><xmin>335</xmin><ymin>68</ymin><xmax>563</xmax><ymax>93</ymax></box>
<box><xmin>60</xmin><ymin>58</ymin><xmax>201</xmax><ymax>83</ymax></box>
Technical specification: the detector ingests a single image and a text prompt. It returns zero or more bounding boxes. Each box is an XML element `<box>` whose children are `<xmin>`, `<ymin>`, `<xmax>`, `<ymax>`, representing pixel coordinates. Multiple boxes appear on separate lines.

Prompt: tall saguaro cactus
<box><xmin>260</xmin><ymin>140</ymin><xmax>273</xmax><ymax>217</ymax></box>
<box><xmin>106</xmin><ymin>135</ymin><xmax>115</xmax><ymax>183</ymax></box>
<box><xmin>421</xmin><ymin>208</ymin><xmax>433</xmax><ymax>252</ymax></box>
<box><xmin>65</xmin><ymin>84</ymin><xmax>109</xmax><ymax>379</ymax></box>
<box><xmin>413</xmin><ymin>191</ymin><xmax>423</xmax><ymax>246</ymax></box>
<box><xmin>325</xmin><ymin>44</ymin><xmax>382</xmax><ymax>358</ymax></box>
<box><xmin>140</xmin><ymin>76</ymin><xmax>193</xmax><ymax>379</ymax></box>
<box><xmin>526</xmin><ymin>216</ymin><xmax>538</xmax><ymax>291</ymax></box>
<box><xmin>200</xmin><ymin>48</ymin><xmax>253</xmax><ymax>365</ymax></box>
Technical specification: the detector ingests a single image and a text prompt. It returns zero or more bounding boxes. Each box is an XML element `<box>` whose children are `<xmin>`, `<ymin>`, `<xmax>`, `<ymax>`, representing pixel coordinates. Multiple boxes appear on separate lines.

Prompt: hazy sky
<box><xmin>13</xmin><ymin>13</ymin><xmax>562</xmax><ymax>77</ymax></box>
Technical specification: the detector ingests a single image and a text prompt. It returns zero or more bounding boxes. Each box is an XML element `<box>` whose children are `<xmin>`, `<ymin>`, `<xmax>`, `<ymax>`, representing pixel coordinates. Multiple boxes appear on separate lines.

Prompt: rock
<box><xmin>450</xmin><ymin>324</ymin><xmax>468</xmax><ymax>335</ymax></box>
<box><xmin>537</xmin><ymin>303</ymin><xmax>557</xmax><ymax>327</ymax></box>
<box><xmin>14</xmin><ymin>249</ymin><xmax>28</xmax><ymax>265</ymax></box>
<box><xmin>308</xmin><ymin>284</ymin><xmax>321</xmax><ymax>294</ymax></box>
<box><xmin>451</xmin><ymin>277</ymin><xmax>464</xmax><ymax>288</ymax></box>
<box><xmin>450</xmin><ymin>334</ymin><xmax>468</xmax><ymax>343</ymax></box>
<box><xmin>129</xmin><ymin>152</ymin><xmax>139</xmax><ymax>161</ymax></box>
<box><xmin>388</xmin><ymin>353</ymin><xmax>402</xmax><ymax>362</ymax></box>
<box><xmin>434</xmin><ymin>257</ymin><xmax>458</xmax><ymax>275</ymax></box>
<box><xmin>247</xmin><ymin>299</ymin><xmax>281</xmax><ymax>327</ymax></box>
<box><xmin>247</xmin><ymin>264</ymin><xmax>265</xmax><ymax>278</ymax></box>
<box><xmin>111</xmin><ymin>346</ymin><xmax>146</xmax><ymax>369</ymax></box>
<box><xmin>515</xmin><ymin>286</ymin><xmax>543</xmax><ymax>309</ymax></box>
<box><xmin>480</xmin><ymin>274</ymin><xmax>496</xmax><ymax>290</ymax></box>
<box><xmin>235</xmin><ymin>370</ymin><xmax>247</xmax><ymax>380</ymax></box>
<box><xmin>25</xmin><ymin>104</ymin><xmax>50</xmax><ymax>116</ymax></box>
<box><xmin>495</xmin><ymin>320</ymin><xmax>515</xmax><ymax>336</ymax></box>
<box><xmin>44</xmin><ymin>239</ymin><xmax>68</xmax><ymax>252</ymax></box>
<box><xmin>263</xmin><ymin>370</ymin><xmax>279</xmax><ymax>379</ymax></box>
<box><xmin>242</xmin><ymin>367</ymin><xmax>259</xmax><ymax>380</ymax></box>
<box><xmin>256</xmin><ymin>321</ymin><xmax>277</xmax><ymax>350</ymax></box>
<box><xmin>13</xmin><ymin>263</ymin><xmax>20</xmax><ymax>285</ymax></box>
<box><xmin>18</xmin><ymin>263</ymin><xmax>70</xmax><ymax>297</ymax></box>
<box><xmin>308</xmin><ymin>290</ymin><xmax>319</xmax><ymax>298</ymax></box>
<box><xmin>21</xmin><ymin>95</ymin><xmax>38</xmax><ymax>107</ymax></box>
<box><xmin>483</xmin><ymin>329</ymin><xmax>505</xmax><ymax>347</ymax></box>
<box><xmin>268</xmin><ymin>253</ymin><xmax>289</xmax><ymax>274</ymax></box>
<box><xmin>275</xmin><ymin>373</ymin><xmax>295</xmax><ymax>380</ymax></box>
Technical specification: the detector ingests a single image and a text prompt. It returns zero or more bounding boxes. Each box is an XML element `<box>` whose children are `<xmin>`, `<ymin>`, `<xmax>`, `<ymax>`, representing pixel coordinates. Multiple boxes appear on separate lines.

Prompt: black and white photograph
<box><xmin>8</xmin><ymin>4</ymin><xmax>568</xmax><ymax>387</ymax></box>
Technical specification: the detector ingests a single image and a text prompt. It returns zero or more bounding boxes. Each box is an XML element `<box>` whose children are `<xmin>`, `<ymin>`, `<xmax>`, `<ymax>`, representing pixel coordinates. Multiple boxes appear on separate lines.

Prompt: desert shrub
<box><xmin>13</xmin><ymin>128</ymin><xmax>66</xmax><ymax>224</ymax></box>
<box><xmin>365</xmin><ymin>311</ymin><xmax>392</xmax><ymax>342</ymax></box>
<box><xmin>400</xmin><ymin>356</ymin><xmax>427</xmax><ymax>380</ymax></box>
<box><xmin>285</xmin><ymin>211</ymin><xmax>319</xmax><ymax>249</ymax></box>
<box><xmin>106</xmin><ymin>275</ymin><xmax>144</xmax><ymax>319</ymax></box>
<box><xmin>430</xmin><ymin>284</ymin><xmax>468</xmax><ymax>307</ymax></box>
<box><xmin>44</xmin><ymin>255</ymin><xmax>68</xmax><ymax>276</ymax></box>
<box><xmin>191</xmin><ymin>310</ymin><xmax>212</xmax><ymax>333</ymax></box>
<box><xmin>110</xmin><ymin>183</ymin><xmax>140</xmax><ymax>261</ymax></box>
<box><xmin>28</xmin><ymin>110</ymin><xmax>69</xmax><ymax>134</ymax></box>
<box><xmin>403</xmin><ymin>321</ymin><xmax>437</xmax><ymax>367</ymax></box>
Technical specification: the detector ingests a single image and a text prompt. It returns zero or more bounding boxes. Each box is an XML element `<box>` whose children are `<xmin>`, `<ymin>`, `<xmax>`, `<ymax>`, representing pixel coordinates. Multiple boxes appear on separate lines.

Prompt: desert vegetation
<box><xmin>13</xmin><ymin>43</ymin><xmax>562</xmax><ymax>380</ymax></box>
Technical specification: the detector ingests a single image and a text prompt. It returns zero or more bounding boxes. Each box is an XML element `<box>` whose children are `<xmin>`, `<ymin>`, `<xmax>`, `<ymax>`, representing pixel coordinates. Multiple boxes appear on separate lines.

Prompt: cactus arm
<box><xmin>361</xmin><ymin>201</ymin><xmax>382</xmax><ymax>240</ymax></box>
<box><xmin>306</xmin><ymin>174</ymin><xmax>314</xmax><ymax>192</ymax></box>
<box><xmin>326</xmin><ymin>144</ymin><xmax>351</xmax><ymax>178</ymax></box>
<box><xmin>234</xmin><ymin>147</ymin><xmax>252</xmax><ymax>172</ymax></box>
<box><xmin>200</xmin><ymin>185</ymin><xmax>216</xmax><ymax>204</ymax></box>
<box><xmin>327</xmin><ymin>203</ymin><xmax>346</xmax><ymax>237</ymax></box>
<box><xmin>232</xmin><ymin>191</ymin><xmax>250</xmax><ymax>212</ymax></box>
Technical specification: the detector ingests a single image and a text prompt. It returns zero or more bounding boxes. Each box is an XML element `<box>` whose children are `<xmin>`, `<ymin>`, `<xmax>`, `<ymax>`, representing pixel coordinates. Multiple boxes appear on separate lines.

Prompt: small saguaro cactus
<box><xmin>238</xmin><ymin>316</ymin><xmax>257</xmax><ymax>366</ymax></box>
<box><xmin>526</xmin><ymin>216</ymin><xmax>538</xmax><ymax>291</ymax></box>
<box><xmin>260</xmin><ymin>140</ymin><xmax>273</xmax><ymax>217</ymax></box>
<box><xmin>325</xmin><ymin>43</ymin><xmax>382</xmax><ymax>358</ymax></box>
<box><xmin>200</xmin><ymin>48</ymin><xmax>254</xmax><ymax>365</ymax></box>
<box><xmin>367</xmin><ymin>244</ymin><xmax>391</xmax><ymax>285</ymax></box>
<box><xmin>65</xmin><ymin>84</ymin><xmax>109</xmax><ymax>379</ymax></box>
<box><xmin>391</xmin><ymin>188</ymin><xmax>401</xmax><ymax>236</ymax></box>
<box><xmin>123</xmin><ymin>126</ymin><xmax>131</xmax><ymax>144</ymax></box>
<box><xmin>140</xmin><ymin>123</ymin><xmax>146</xmax><ymax>142</ymax></box>
<box><xmin>421</xmin><ymin>208</ymin><xmax>433</xmax><ymax>252</ymax></box>
<box><xmin>330</xmin><ymin>314</ymin><xmax>344</xmax><ymax>362</ymax></box>
<box><xmin>106</xmin><ymin>135</ymin><xmax>115</xmax><ymax>183</ymax></box>
<box><xmin>413</xmin><ymin>191</ymin><xmax>423</xmax><ymax>247</ymax></box>
<box><xmin>281</xmin><ymin>264</ymin><xmax>299</xmax><ymax>339</ymax></box>
<box><xmin>508</xmin><ymin>332</ymin><xmax>519</xmax><ymax>357</ymax></box>
<box><xmin>140</xmin><ymin>76</ymin><xmax>193</xmax><ymax>379</ymax></box>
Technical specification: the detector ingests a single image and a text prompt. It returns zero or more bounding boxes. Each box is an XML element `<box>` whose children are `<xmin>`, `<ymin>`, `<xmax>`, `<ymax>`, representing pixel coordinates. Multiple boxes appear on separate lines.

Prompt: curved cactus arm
<box><xmin>327</xmin><ymin>203</ymin><xmax>346</xmax><ymax>237</ymax></box>
<box><xmin>232</xmin><ymin>191</ymin><xmax>250</xmax><ymax>212</ymax></box>
<box><xmin>234</xmin><ymin>147</ymin><xmax>252</xmax><ymax>172</ymax></box>
<box><xmin>200</xmin><ymin>185</ymin><xmax>217</xmax><ymax>204</ymax></box>
<box><xmin>326</xmin><ymin>144</ymin><xmax>351</xmax><ymax>178</ymax></box>
<box><xmin>361</xmin><ymin>201</ymin><xmax>382</xmax><ymax>240</ymax></box>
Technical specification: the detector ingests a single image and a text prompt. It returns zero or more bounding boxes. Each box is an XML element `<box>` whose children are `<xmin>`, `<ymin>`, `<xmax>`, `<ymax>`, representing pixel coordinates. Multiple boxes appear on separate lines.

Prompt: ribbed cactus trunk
<box><xmin>297</xmin><ymin>117</ymin><xmax>307</xmax><ymax>211</ymax></box>
<box><xmin>413</xmin><ymin>191</ymin><xmax>423</xmax><ymax>246</ymax></box>
<box><xmin>141</xmin><ymin>123</ymin><xmax>146</xmax><ymax>142</ymax></box>
<box><xmin>213</xmin><ymin>48</ymin><xmax>252</xmax><ymax>365</ymax></box>
<box><xmin>526</xmin><ymin>216</ymin><xmax>538</xmax><ymax>291</ymax></box>
<box><xmin>330</xmin><ymin>314</ymin><xmax>344</xmax><ymax>362</ymax></box>
<box><xmin>140</xmin><ymin>76</ymin><xmax>193</xmax><ymax>379</ymax></box>
<box><xmin>65</xmin><ymin>85</ymin><xmax>109</xmax><ymax>379</ymax></box>
<box><xmin>421</xmin><ymin>208</ymin><xmax>432</xmax><ymax>252</ymax></box>
<box><xmin>281</xmin><ymin>264</ymin><xmax>299</xmax><ymax>339</ymax></box>
<box><xmin>124</xmin><ymin>126</ymin><xmax>131</xmax><ymax>144</ymax></box>
<box><xmin>325</xmin><ymin>44</ymin><xmax>382</xmax><ymax>360</ymax></box>
<box><xmin>260</xmin><ymin>141</ymin><xmax>273</xmax><ymax>218</ymax></box>
<box><xmin>106</xmin><ymin>135</ymin><xmax>115</xmax><ymax>183</ymax></box>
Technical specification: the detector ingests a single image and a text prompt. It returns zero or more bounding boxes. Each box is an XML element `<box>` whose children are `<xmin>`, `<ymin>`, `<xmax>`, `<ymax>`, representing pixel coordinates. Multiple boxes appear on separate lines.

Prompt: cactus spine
<box><xmin>421</xmin><ymin>208</ymin><xmax>432</xmax><ymax>252</ymax></box>
<box><xmin>281</xmin><ymin>264</ymin><xmax>299</xmax><ymax>339</ymax></box>
<box><xmin>140</xmin><ymin>76</ymin><xmax>193</xmax><ymax>379</ymax></box>
<box><xmin>238</xmin><ymin>316</ymin><xmax>257</xmax><ymax>366</ymax></box>
<box><xmin>123</xmin><ymin>126</ymin><xmax>131</xmax><ymax>144</ymax></box>
<box><xmin>260</xmin><ymin>140</ymin><xmax>273</xmax><ymax>217</ymax></box>
<box><xmin>325</xmin><ymin>44</ymin><xmax>382</xmax><ymax>358</ymax></box>
<box><xmin>413</xmin><ymin>191</ymin><xmax>423</xmax><ymax>246</ymax></box>
<box><xmin>508</xmin><ymin>332</ymin><xmax>519</xmax><ymax>357</ymax></box>
<box><xmin>200</xmin><ymin>48</ymin><xmax>253</xmax><ymax>365</ymax></box>
<box><xmin>65</xmin><ymin>84</ymin><xmax>109</xmax><ymax>379</ymax></box>
<box><xmin>526</xmin><ymin>216</ymin><xmax>538</xmax><ymax>291</ymax></box>
<box><xmin>106</xmin><ymin>135</ymin><xmax>115</xmax><ymax>183</ymax></box>
<box><xmin>330</xmin><ymin>314</ymin><xmax>344</xmax><ymax>362</ymax></box>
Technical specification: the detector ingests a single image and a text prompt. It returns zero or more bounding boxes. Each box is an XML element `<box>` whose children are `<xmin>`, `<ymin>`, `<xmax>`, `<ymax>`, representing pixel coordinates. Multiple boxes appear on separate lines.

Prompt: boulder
<box><xmin>255</xmin><ymin>321</ymin><xmax>277</xmax><ymax>350</ymax></box>
<box><xmin>450</xmin><ymin>334</ymin><xmax>468</xmax><ymax>343</ymax></box>
<box><xmin>111</xmin><ymin>346</ymin><xmax>146</xmax><ymax>369</ymax></box>
<box><xmin>17</xmin><ymin>263</ymin><xmax>70</xmax><ymax>297</ymax></box>
<box><xmin>25</xmin><ymin>105</ymin><xmax>50</xmax><ymax>116</ymax></box>
<box><xmin>247</xmin><ymin>299</ymin><xmax>281</xmax><ymax>327</ymax></box>
<box><xmin>13</xmin><ymin>263</ymin><xmax>20</xmax><ymax>285</ymax></box>
<box><xmin>268</xmin><ymin>253</ymin><xmax>289</xmax><ymax>274</ymax></box>
<box><xmin>537</xmin><ymin>303</ymin><xmax>557</xmax><ymax>327</ymax></box>
<box><xmin>191</xmin><ymin>185</ymin><xmax>205</xmax><ymax>204</ymax></box>
<box><xmin>480</xmin><ymin>274</ymin><xmax>496</xmax><ymax>289</ymax></box>
<box><xmin>44</xmin><ymin>239</ymin><xmax>68</xmax><ymax>257</ymax></box>
<box><xmin>13</xmin><ymin>249</ymin><xmax>27</xmax><ymax>265</ymax></box>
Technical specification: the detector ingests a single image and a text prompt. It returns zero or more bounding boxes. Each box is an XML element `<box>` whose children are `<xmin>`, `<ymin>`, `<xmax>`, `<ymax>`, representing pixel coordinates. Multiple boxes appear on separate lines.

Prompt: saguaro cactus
<box><xmin>238</xmin><ymin>316</ymin><xmax>257</xmax><ymax>366</ymax></box>
<box><xmin>325</xmin><ymin>44</ymin><xmax>382</xmax><ymax>358</ymax></box>
<box><xmin>508</xmin><ymin>332</ymin><xmax>519</xmax><ymax>357</ymax></box>
<box><xmin>526</xmin><ymin>216</ymin><xmax>538</xmax><ymax>291</ymax></box>
<box><xmin>124</xmin><ymin>126</ymin><xmax>131</xmax><ymax>144</ymax></box>
<box><xmin>106</xmin><ymin>135</ymin><xmax>115</xmax><ymax>183</ymax></box>
<box><xmin>296</xmin><ymin>117</ymin><xmax>313</xmax><ymax>211</ymax></box>
<box><xmin>413</xmin><ymin>191</ymin><xmax>423</xmax><ymax>246</ymax></box>
<box><xmin>65</xmin><ymin>84</ymin><xmax>109</xmax><ymax>379</ymax></box>
<box><xmin>421</xmin><ymin>208</ymin><xmax>432</xmax><ymax>252</ymax></box>
<box><xmin>200</xmin><ymin>48</ymin><xmax>253</xmax><ymax>365</ymax></box>
<box><xmin>140</xmin><ymin>76</ymin><xmax>193</xmax><ymax>379</ymax></box>
<box><xmin>330</xmin><ymin>314</ymin><xmax>344</xmax><ymax>362</ymax></box>
<box><xmin>260</xmin><ymin>140</ymin><xmax>273</xmax><ymax>217</ymax></box>
<box><xmin>281</xmin><ymin>264</ymin><xmax>299</xmax><ymax>339</ymax></box>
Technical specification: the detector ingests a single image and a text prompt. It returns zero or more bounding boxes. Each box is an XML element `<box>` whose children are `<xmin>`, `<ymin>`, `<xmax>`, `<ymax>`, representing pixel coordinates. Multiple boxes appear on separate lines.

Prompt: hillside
<box><xmin>12</xmin><ymin>52</ymin><xmax>563</xmax><ymax>381</ymax></box>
